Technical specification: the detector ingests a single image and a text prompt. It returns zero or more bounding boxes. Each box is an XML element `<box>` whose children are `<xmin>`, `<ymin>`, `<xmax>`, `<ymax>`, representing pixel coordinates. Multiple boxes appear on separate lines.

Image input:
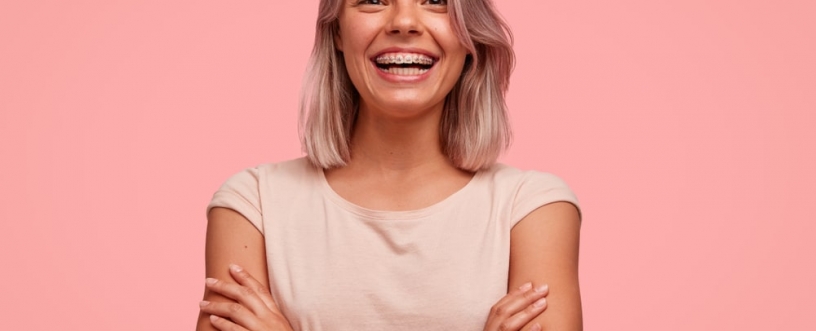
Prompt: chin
<box><xmin>369</xmin><ymin>94</ymin><xmax>444</xmax><ymax>118</ymax></box>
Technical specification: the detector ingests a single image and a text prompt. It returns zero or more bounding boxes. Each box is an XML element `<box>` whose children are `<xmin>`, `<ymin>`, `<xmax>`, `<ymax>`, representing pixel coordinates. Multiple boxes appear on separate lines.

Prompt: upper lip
<box><xmin>371</xmin><ymin>47</ymin><xmax>439</xmax><ymax>61</ymax></box>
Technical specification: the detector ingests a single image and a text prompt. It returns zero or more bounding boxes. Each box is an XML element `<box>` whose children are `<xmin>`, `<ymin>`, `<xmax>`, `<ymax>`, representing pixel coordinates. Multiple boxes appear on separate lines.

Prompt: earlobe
<box><xmin>334</xmin><ymin>32</ymin><xmax>343</xmax><ymax>52</ymax></box>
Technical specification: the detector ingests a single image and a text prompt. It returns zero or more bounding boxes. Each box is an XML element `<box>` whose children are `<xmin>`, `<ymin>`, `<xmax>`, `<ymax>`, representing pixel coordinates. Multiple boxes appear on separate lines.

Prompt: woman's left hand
<box><xmin>199</xmin><ymin>264</ymin><xmax>294</xmax><ymax>331</ymax></box>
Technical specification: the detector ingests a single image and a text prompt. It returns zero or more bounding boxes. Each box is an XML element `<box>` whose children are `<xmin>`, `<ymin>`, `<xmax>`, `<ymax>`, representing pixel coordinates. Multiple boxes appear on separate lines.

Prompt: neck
<box><xmin>347</xmin><ymin>103</ymin><xmax>450</xmax><ymax>173</ymax></box>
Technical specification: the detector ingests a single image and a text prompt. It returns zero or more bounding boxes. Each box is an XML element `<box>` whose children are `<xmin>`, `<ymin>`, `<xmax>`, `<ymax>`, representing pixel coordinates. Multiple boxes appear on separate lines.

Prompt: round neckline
<box><xmin>317</xmin><ymin>166</ymin><xmax>484</xmax><ymax>220</ymax></box>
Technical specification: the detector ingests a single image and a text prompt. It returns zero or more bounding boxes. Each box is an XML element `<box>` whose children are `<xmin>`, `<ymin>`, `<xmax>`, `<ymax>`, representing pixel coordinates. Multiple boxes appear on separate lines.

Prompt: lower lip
<box><xmin>371</xmin><ymin>61</ymin><xmax>435</xmax><ymax>83</ymax></box>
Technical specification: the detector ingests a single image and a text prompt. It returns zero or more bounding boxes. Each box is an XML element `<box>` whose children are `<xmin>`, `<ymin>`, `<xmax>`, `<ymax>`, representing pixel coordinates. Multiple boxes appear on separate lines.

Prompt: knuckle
<box><xmin>493</xmin><ymin>305</ymin><xmax>508</xmax><ymax>317</ymax></box>
<box><xmin>240</xmin><ymin>286</ymin><xmax>254</xmax><ymax>297</ymax></box>
<box><xmin>498</xmin><ymin>321</ymin><xmax>513</xmax><ymax>331</ymax></box>
<box><xmin>527</xmin><ymin>303</ymin><xmax>540</xmax><ymax>313</ymax></box>
<box><xmin>523</xmin><ymin>290</ymin><xmax>540</xmax><ymax>301</ymax></box>
<box><xmin>256</xmin><ymin>285</ymin><xmax>269</xmax><ymax>295</ymax></box>
<box><xmin>229</xmin><ymin>303</ymin><xmax>243</xmax><ymax>313</ymax></box>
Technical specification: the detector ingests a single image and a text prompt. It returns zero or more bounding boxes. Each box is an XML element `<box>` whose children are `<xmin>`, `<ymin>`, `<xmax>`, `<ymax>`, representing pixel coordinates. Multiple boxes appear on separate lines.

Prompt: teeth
<box><xmin>378</xmin><ymin>66</ymin><xmax>430</xmax><ymax>76</ymax></box>
<box><xmin>375</xmin><ymin>52</ymin><xmax>435</xmax><ymax>65</ymax></box>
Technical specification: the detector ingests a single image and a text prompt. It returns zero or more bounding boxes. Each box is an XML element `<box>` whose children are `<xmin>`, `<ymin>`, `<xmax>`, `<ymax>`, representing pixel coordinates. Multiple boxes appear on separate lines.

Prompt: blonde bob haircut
<box><xmin>299</xmin><ymin>0</ymin><xmax>515</xmax><ymax>171</ymax></box>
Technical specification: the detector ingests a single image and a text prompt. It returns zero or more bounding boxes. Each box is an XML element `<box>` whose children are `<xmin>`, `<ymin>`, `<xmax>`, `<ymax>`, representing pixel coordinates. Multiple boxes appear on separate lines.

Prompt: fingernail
<box><xmin>199</xmin><ymin>300</ymin><xmax>210</xmax><ymax>308</ymax></box>
<box><xmin>530</xmin><ymin>323</ymin><xmax>542</xmax><ymax>331</ymax></box>
<box><xmin>534</xmin><ymin>284</ymin><xmax>549</xmax><ymax>293</ymax></box>
<box><xmin>519</xmin><ymin>282</ymin><xmax>532</xmax><ymax>291</ymax></box>
<box><xmin>209</xmin><ymin>314</ymin><xmax>219</xmax><ymax>322</ymax></box>
<box><xmin>229</xmin><ymin>264</ymin><xmax>242</xmax><ymax>272</ymax></box>
<box><xmin>205</xmin><ymin>278</ymin><xmax>218</xmax><ymax>286</ymax></box>
<box><xmin>534</xmin><ymin>297</ymin><xmax>547</xmax><ymax>308</ymax></box>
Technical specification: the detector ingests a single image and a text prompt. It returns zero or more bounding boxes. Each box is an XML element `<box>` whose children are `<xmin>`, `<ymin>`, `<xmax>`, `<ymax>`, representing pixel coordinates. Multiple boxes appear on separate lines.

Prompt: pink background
<box><xmin>1</xmin><ymin>0</ymin><xmax>814</xmax><ymax>329</ymax></box>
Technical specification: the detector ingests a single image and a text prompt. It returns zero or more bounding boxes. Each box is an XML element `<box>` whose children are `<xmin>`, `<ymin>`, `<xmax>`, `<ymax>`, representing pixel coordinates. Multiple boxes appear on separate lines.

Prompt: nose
<box><xmin>386</xmin><ymin>3</ymin><xmax>422</xmax><ymax>36</ymax></box>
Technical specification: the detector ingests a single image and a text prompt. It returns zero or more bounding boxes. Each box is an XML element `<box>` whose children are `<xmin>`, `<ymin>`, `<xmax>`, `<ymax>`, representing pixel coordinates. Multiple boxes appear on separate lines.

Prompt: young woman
<box><xmin>196</xmin><ymin>1</ymin><xmax>582</xmax><ymax>330</ymax></box>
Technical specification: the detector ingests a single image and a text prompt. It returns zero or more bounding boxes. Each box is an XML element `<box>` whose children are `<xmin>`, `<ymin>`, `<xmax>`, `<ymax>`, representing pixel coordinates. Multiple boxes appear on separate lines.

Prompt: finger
<box><xmin>500</xmin><ymin>297</ymin><xmax>548</xmax><ymax>331</ymax></box>
<box><xmin>205</xmin><ymin>277</ymin><xmax>271</xmax><ymax>318</ymax></box>
<box><xmin>228</xmin><ymin>263</ymin><xmax>282</xmax><ymax>313</ymax></box>
<box><xmin>491</xmin><ymin>283</ymin><xmax>548</xmax><ymax>317</ymax></box>
<box><xmin>209</xmin><ymin>314</ymin><xmax>249</xmax><ymax>331</ymax></box>
<box><xmin>500</xmin><ymin>284</ymin><xmax>548</xmax><ymax>316</ymax></box>
<box><xmin>200</xmin><ymin>301</ymin><xmax>258</xmax><ymax>331</ymax></box>
<box><xmin>492</xmin><ymin>282</ymin><xmax>534</xmax><ymax>309</ymax></box>
<box><xmin>486</xmin><ymin>284</ymin><xmax>549</xmax><ymax>330</ymax></box>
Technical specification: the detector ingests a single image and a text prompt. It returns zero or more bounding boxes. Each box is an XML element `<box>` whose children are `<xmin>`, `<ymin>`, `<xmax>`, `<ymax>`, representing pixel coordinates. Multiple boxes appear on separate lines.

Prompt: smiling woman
<box><xmin>196</xmin><ymin>0</ymin><xmax>582</xmax><ymax>330</ymax></box>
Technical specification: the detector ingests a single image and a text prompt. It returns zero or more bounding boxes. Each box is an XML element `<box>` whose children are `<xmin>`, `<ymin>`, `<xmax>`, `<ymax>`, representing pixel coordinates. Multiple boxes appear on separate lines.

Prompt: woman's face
<box><xmin>335</xmin><ymin>0</ymin><xmax>468</xmax><ymax>119</ymax></box>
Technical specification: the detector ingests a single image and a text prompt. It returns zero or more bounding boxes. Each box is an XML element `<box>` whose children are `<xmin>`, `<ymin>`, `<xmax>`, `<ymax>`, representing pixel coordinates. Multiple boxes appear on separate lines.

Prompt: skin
<box><xmin>328</xmin><ymin>0</ymin><xmax>473</xmax><ymax>214</ymax></box>
<box><xmin>197</xmin><ymin>0</ymin><xmax>582</xmax><ymax>330</ymax></box>
<box><xmin>196</xmin><ymin>208</ymin><xmax>276</xmax><ymax>331</ymax></box>
<box><xmin>509</xmin><ymin>202</ymin><xmax>583</xmax><ymax>330</ymax></box>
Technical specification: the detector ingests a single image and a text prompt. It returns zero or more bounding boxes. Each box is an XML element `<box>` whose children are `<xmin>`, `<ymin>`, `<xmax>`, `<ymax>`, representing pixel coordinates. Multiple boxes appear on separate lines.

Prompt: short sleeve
<box><xmin>206</xmin><ymin>167</ymin><xmax>263</xmax><ymax>234</ymax></box>
<box><xmin>510</xmin><ymin>171</ymin><xmax>581</xmax><ymax>228</ymax></box>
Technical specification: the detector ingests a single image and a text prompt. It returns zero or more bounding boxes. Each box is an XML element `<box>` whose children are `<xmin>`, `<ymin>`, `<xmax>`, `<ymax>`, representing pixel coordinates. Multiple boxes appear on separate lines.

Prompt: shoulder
<box><xmin>258</xmin><ymin>157</ymin><xmax>318</xmax><ymax>181</ymax></box>
<box><xmin>215</xmin><ymin>157</ymin><xmax>314</xmax><ymax>187</ymax></box>
<box><xmin>482</xmin><ymin>163</ymin><xmax>571</xmax><ymax>188</ymax></box>
<box><xmin>480</xmin><ymin>163</ymin><xmax>578</xmax><ymax>203</ymax></box>
<box><xmin>206</xmin><ymin>157</ymin><xmax>315</xmax><ymax>232</ymax></box>
<box><xmin>480</xmin><ymin>163</ymin><xmax>581</xmax><ymax>227</ymax></box>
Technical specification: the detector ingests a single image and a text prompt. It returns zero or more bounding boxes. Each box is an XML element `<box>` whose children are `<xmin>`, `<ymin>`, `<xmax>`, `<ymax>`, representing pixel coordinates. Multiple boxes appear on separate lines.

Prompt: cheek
<box><xmin>428</xmin><ymin>22</ymin><xmax>466</xmax><ymax>56</ymax></box>
<box><xmin>340</xmin><ymin>18</ymin><xmax>381</xmax><ymax>49</ymax></box>
<box><xmin>337</xmin><ymin>31</ymin><xmax>367</xmax><ymax>72</ymax></box>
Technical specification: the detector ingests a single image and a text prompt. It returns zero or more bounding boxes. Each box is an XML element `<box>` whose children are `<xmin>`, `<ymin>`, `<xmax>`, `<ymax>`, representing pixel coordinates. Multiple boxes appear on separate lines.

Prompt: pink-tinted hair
<box><xmin>299</xmin><ymin>0</ymin><xmax>515</xmax><ymax>171</ymax></box>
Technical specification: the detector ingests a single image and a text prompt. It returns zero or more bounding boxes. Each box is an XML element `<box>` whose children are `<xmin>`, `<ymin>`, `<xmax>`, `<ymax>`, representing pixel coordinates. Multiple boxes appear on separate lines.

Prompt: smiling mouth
<box><xmin>373</xmin><ymin>52</ymin><xmax>437</xmax><ymax>76</ymax></box>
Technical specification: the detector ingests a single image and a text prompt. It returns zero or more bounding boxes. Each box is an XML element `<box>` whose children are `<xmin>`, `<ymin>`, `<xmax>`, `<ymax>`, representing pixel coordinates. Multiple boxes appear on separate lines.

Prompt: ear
<box><xmin>334</xmin><ymin>28</ymin><xmax>344</xmax><ymax>52</ymax></box>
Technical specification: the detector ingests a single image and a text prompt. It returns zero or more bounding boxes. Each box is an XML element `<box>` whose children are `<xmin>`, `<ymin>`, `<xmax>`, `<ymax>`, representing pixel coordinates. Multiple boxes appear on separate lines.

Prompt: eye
<box><xmin>357</xmin><ymin>0</ymin><xmax>382</xmax><ymax>4</ymax></box>
<box><xmin>426</xmin><ymin>0</ymin><xmax>447</xmax><ymax>5</ymax></box>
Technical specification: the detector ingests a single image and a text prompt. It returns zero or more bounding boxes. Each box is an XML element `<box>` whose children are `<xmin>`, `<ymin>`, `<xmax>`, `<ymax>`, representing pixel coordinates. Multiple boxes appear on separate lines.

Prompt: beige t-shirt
<box><xmin>207</xmin><ymin>157</ymin><xmax>579</xmax><ymax>331</ymax></box>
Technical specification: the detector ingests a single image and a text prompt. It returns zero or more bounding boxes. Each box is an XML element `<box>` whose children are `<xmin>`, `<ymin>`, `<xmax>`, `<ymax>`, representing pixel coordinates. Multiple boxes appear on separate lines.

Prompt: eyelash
<box><xmin>355</xmin><ymin>0</ymin><xmax>448</xmax><ymax>5</ymax></box>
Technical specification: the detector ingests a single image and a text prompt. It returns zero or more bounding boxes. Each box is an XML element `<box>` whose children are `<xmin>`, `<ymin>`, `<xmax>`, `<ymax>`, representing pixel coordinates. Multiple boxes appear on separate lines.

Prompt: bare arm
<box><xmin>196</xmin><ymin>207</ymin><xmax>270</xmax><ymax>331</ymax></box>
<box><xmin>509</xmin><ymin>201</ymin><xmax>583</xmax><ymax>330</ymax></box>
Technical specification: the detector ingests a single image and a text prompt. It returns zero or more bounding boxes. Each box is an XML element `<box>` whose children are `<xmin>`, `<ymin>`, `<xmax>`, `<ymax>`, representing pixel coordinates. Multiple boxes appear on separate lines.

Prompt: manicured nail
<box><xmin>519</xmin><ymin>282</ymin><xmax>533</xmax><ymax>291</ymax></box>
<box><xmin>530</xmin><ymin>323</ymin><xmax>542</xmax><ymax>331</ymax></box>
<box><xmin>199</xmin><ymin>300</ymin><xmax>210</xmax><ymax>308</ymax></box>
<box><xmin>534</xmin><ymin>284</ymin><xmax>549</xmax><ymax>293</ymax></box>
<box><xmin>534</xmin><ymin>297</ymin><xmax>547</xmax><ymax>308</ymax></box>
<box><xmin>229</xmin><ymin>264</ymin><xmax>242</xmax><ymax>272</ymax></box>
<box><xmin>206</xmin><ymin>278</ymin><xmax>218</xmax><ymax>286</ymax></box>
<box><xmin>209</xmin><ymin>314</ymin><xmax>220</xmax><ymax>322</ymax></box>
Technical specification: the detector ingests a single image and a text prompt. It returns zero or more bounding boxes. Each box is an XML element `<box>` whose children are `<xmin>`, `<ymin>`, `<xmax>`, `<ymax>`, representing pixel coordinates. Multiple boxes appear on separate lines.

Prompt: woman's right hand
<box><xmin>483</xmin><ymin>282</ymin><xmax>549</xmax><ymax>331</ymax></box>
<box><xmin>199</xmin><ymin>264</ymin><xmax>294</xmax><ymax>331</ymax></box>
